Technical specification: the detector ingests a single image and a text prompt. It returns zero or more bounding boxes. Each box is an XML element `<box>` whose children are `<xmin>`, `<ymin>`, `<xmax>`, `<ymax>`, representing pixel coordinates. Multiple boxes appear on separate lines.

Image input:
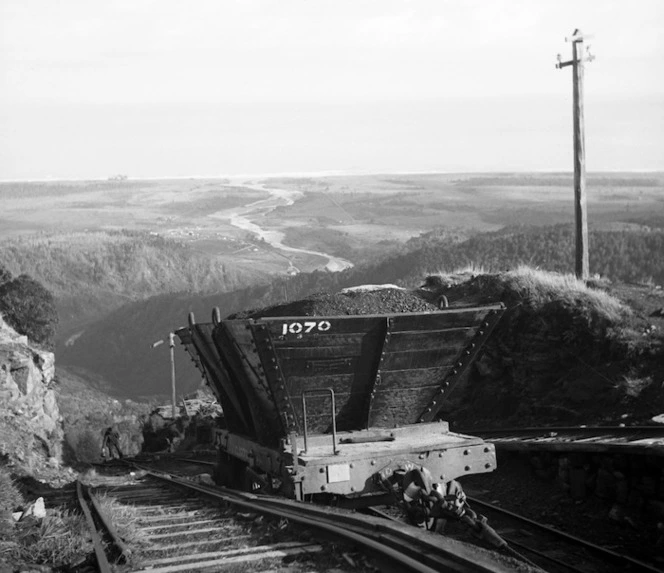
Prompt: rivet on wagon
<box><xmin>321</xmin><ymin>485</ymin><xmax>326</xmax><ymax>491</ymax></box>
<box><xmin>350</xmin><ymin>487</ymin><xmax>355</xmax><ymax>492</ymax></box>
<box><xmin>371</xmin><ymin>460</ymin><xmax>376</xmax><ymax>466</ymax></box>
<box><xmin>349</xmin><ymin>463</ymin><xmax>354</xmax><ymax>468</ymax></box>
<box><xmin>479</xmin><ymin>330</ymin><xmax>484</xmax><ymax>335</ymax></box>
<box><xmin>439</xmin><ymin>452</ymin><xmax>443</xmax><ymax>458</ymax></box>
<box><xmin>319</xmin><ymin>468</ymin><xmax>325</xmax><ymax>473</ymax></box>
<box><xmin>432</xmin><ymin>400</ymin><xmax>437</xmax><ymax>405</ymax></box>
<box><xmin>485</xmin><ymin>463</ymin><xmax>491</xmax><ymax>469</ymax></box>
<box><xmin>419</xmin><ymin>454</ymin><xmax>425</xmax><ymax>459</ymax></box>
<box><xmin>463</xmin><ymin>449</ymin><xmax>469</xmax><ymax>455</ymax></box>
<box><xmin>465</xmin><ymin>466</ymin><xmax>470</xmax><ymax>471</ymax></box>
<box><xmin>484</xmin><ymin>447</ymin><xmax>490</xmax><ymax>453</ymax></box>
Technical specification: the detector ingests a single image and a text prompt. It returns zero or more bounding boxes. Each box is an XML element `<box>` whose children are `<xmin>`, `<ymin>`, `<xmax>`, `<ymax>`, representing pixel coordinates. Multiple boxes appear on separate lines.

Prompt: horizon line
<box><xmin>1</xmin><ymin>168</ymin><xmax>663</xmax><ymax>184</ymax></box>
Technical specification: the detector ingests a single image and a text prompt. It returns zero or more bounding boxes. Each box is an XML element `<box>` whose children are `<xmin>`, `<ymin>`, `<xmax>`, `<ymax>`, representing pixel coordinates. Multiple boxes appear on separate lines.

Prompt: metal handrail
<box><xmin>301</xmin><ymin>388</ymin><xmax>338</xmax><ymax>455</ymax></box>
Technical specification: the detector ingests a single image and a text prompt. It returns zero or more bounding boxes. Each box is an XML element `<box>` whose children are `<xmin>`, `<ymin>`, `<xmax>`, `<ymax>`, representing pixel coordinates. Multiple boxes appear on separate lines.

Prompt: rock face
<box><xmin>0</xmin><ymin>315</ymin><xmax>63</xmax><ymax>466</ymax></box>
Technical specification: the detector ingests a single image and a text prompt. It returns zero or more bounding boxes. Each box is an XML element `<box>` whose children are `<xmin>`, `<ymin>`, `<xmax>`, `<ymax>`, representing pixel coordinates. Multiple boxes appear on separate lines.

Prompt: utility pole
<box><xmin>168</xmin><ymin>332</ymin><xmax>176</xmax><ymax>419</ymax></box>
<box><xmin>151</xmin><ymin>333</ymin><xmax>178</xmax><ymax>419</ymax></box>
<box><xmin>557</xmin><ymin>29</ymin><xmax>594</xmax><ymax>280</ymax></box>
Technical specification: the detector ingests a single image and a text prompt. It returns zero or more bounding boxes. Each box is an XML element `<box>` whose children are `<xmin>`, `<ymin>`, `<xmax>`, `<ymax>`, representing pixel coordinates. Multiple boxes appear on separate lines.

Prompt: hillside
<box><xmin>0</xmin><ymin>230</ymin><xmax>266</xmax><ymax>335</ymax></box>
<box><xmin>59</xmin><ymin>224</ymin><xmax>664</xmax><ymax>398</ymax></box>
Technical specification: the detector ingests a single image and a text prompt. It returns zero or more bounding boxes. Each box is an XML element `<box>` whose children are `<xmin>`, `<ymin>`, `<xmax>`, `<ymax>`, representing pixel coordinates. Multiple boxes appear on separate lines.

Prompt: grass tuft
<box><xmin>5</xmin><ymin>507</ymin><xmax>92</xmax><ymax>566</ymax></box>
<box><xmin>0</xmin><ymin>465</ymin><xmax>24</xmax><ymax>538</ymax></box>
<box><xmin>503</xmin><ymin>266</ymin><xmax>627</xmax><ymax>322</ymax></box>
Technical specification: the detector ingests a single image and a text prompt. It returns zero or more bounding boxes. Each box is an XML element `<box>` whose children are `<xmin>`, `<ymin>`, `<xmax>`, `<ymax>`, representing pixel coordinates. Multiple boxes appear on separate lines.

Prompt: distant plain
<box><xmin>2</xmin><ymin>172</ymin><xmax>662</xmax><ymax>277</ymax></box>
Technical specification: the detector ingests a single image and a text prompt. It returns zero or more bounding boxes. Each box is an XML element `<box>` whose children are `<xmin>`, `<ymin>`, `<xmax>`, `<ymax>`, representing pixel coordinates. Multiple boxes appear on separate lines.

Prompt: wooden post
<box><xmin>557</xmin><ymin>29</ymin><xmax>594</xmax><ymax>280</ymax></box>
<box><xmin>169</xmin><ymin>332</ymin><xmax>177</xmax><ymax>419</ymax></box>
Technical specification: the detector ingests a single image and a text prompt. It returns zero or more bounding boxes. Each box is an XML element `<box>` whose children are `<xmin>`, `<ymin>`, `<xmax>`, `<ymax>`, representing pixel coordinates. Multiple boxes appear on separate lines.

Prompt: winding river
<box><xmin>212</xmin><ymin>182</ymin><xmax>354</xmax><ymax>273</ymax></box>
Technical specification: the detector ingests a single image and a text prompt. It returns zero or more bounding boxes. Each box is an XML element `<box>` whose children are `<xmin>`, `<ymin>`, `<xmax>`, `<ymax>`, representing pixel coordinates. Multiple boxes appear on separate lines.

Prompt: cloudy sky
<box><xmin>1</xmin><ymin>0</ymin><xmax>662</xmax><ymax>180</ymax></box>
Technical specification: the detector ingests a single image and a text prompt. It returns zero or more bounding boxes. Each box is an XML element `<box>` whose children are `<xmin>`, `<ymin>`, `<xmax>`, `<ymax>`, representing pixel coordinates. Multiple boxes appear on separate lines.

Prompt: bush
<box><xmin>64</xmin><ymin>427</ymin><xmax>101</xmax><ymax>464</ymax></box>
<box><xmin>0</xmin><ymin>274</ymin><xmax>59</xmax><ymax>349</ymax></box>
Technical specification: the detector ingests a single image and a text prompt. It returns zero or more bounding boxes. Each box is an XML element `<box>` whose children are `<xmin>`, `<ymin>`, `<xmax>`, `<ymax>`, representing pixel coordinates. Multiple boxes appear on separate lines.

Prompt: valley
<box><xmin>1</xmin><ymin>171</ymin><xmax>663</xmax><ymax>400</ymax></box>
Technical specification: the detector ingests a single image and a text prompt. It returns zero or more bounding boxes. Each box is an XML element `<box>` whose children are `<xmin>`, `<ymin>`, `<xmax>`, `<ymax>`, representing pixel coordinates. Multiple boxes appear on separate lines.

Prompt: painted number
<box><xmin>281</xmin><ymin>320</ymin><xmax>331</xmax><ymax>336</ymax></box>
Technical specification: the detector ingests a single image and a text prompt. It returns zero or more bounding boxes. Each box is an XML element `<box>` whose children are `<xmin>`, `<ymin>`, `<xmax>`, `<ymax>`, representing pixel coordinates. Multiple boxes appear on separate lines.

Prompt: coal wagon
<box><xmin>176</xmin><ymin>302</ymin><xmax>504</xmax><ymax>507</ymax></box>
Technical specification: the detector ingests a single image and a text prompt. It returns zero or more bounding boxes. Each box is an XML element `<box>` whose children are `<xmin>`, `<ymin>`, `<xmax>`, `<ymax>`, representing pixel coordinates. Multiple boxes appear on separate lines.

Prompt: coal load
<box><xmin>228</xmin><ymin>288</ymin><xmax>439</xmax><ymax>319</ymax></box>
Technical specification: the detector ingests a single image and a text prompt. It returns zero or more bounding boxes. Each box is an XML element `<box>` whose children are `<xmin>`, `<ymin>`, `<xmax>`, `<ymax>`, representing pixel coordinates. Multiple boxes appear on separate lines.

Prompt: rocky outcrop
<box><xmin>0</xmin><ymin>315</ymin><xmax>63</xmax><ymax>466</ymax></box>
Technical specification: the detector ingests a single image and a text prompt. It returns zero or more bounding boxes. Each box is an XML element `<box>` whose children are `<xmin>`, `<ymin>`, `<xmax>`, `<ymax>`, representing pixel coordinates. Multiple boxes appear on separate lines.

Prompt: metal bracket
<box><xmin>419</xmin><ymin>306</ymin><xmax>505</xmax><ymax>423</ymax></box>
<box><xmin>365</xmin><ymin>316</ymin><xmax>392</xmax><ymax>428</ymax></box>
<box><xmin>250</xmin><ymin>322</ymin><xmax>298</xmax><ymax>434</ymax></box>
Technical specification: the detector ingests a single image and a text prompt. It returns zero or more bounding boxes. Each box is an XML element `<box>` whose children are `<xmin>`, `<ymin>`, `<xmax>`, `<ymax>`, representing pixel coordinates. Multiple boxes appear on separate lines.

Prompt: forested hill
<box><xmin>60</xmin><ymin>224</ymin><xmax>664</xmax><ymax>397</ymax></box>
<box><xmin>0</xmin><ymin>230</ymin><xmax>265</xmax><ymax>333</ymax></box>
<box><xmin>367</xmin><ymin>224</ymin><xmax>664</xmax><ymax>286</ymax></box>
<box><xmin>246</xmin><ymin>224</ymin><xmax>664</xmax><ymax>302</ymax></box>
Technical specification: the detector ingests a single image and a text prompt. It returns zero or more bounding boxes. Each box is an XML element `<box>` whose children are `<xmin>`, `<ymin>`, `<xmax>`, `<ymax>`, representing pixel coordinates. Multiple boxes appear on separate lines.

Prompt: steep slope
<box><xmin>0</xmin><ymin>316</ymin><xmax>64</xmax><ymax>471</ymax></box>
<box><xmin>0</xmin><ymin>230</ymin><xmax>266</xmax><ymax>336</ymax></box>
<box><xmin>60</xmin><ymin>225</ymin><xmax>664</xmax><ymax>399</ymax></box>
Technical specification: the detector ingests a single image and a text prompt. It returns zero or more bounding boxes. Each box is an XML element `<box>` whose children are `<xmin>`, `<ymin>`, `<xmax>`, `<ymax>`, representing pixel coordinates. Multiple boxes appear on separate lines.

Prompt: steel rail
<box><xmin>468</xmin><ymin>425</ymin><xmax>664</xmax><ymax>436</ymax></box>
<box><xmin>75</xmin><ymin>481</ymin><xmax>112</xmax><ymax>573</ymax></box>
<box><xmin>131</xmin><ymin>463</ymin><xmax>509</xmax><ymax>573</ymax></box>
<box><xmin>360</xmin><ymin>505</ymin><xmax>545</xmax><ymax>571</ymax></box>
<box><xmin>467</xmin><ymin>496</ymin><xmax>662</xmax><ymax>573</ymax></box>
<box><xmin>86</xmin><ymin>485</ymin><xmax>132</xmax><ymax>564</ymax></box>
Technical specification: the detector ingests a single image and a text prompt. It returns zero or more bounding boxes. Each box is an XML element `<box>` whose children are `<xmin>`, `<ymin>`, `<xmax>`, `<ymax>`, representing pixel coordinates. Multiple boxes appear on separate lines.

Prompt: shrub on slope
<box><xmin>0</xmin><ymin>269</ymin><xmax>58</xmax><ymax>350</ymax></box>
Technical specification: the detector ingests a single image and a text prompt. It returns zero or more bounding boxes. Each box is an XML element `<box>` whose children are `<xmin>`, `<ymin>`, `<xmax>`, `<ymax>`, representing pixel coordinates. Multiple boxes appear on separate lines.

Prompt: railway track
<box><xmin>76</xmin><ymin>471</ymin><xmax>332</xmax><ymax>572</ymax></box>
<box><xmin>73</xmin><ymin>458</ymin><xmax>525</xmax><ymax>572</ymax></box>
<box><xmin>469</xmin><ymin>426</ymin><xmax>664</xmax><ymax>456</ymax></box>
<box><xmin>67</xmin><ymin>445</ymin><xmax>663</xmax><ymax>572</ymax></box>
<box><xmin>363</xmin><ymin>496</ymin><xmax>660</xmax><ymax>573</ymax></box>
<box><xmin>463</xmin><ymin>496</ymin><xmax>661</xmax><ymax>573</ymax></box>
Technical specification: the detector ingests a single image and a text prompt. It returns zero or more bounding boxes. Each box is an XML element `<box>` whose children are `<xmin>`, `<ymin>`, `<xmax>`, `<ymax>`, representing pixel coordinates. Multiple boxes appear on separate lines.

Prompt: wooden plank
<box><xmin>378</xmin><ymin>367</ymin><xmax>449</xmax><ymax>389</ymax></box>
<box><xmin>369</xmin><ymin>387</ymin><xmax>437</xmax><ymax>427</ymax></box>
<box><xmin>141</xmin><ymin>543</ymin><xmax>322</xmax><ymax>572</ymax></box>
<box><xmin>272</xmin><ymin>343</ymin><xmax>365</xmax><ymax>359</ymax></box>
<box><xmin>244</xmin><ymin>307</ymin><xmax>501</xmax><ymax>339</ymax></box>
<box><xmin>272</xmin><ymin>332</ymin><xmax>374</xmax><ymax>349</ymax></box>
<box><xmin>389</xmin><ymin>308</ymin><xmax>496</xmax><ymax>332</ymax></box>
<box><xmin>286</xmin><ymin>373</ymin><xmax>369</xmax><ymax>395</ymax></box>
<box><xmin>380</xmin><ymin>349</ymin><xmax>459</xmax><ymax>371</ymax></box>
<box><xmin>278</xmin><ymin>355</ymin><xmax>374</xmax><ymax>378</ymax></box>
<box><xmin>251</xmin><ymin>316</ymin><xmax>386</xmax><ymax>337</ymax></box>
<box><xmin>387</xmin><ymin>328</ymin><xmax>475</xmax><ymax>351</ymax></box>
